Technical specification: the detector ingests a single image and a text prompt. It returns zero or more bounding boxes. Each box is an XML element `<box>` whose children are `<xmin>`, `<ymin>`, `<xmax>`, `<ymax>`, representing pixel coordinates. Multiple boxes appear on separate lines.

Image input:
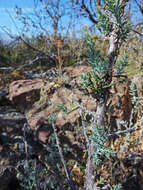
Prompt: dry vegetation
<box><xmin>0</xmin><ymin>0</ymin><xmax>143</xmax><ymax>190</ymax></box>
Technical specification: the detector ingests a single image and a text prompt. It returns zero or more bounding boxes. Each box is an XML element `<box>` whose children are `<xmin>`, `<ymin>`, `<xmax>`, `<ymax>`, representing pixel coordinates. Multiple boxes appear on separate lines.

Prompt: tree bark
<box><xmin>80</xmin><ymin>1</ymin><xmax>130</xmax><ymax>189</ymax></box>
<box><xmin>84</xmin><ymin>27</ymin><xmax>121</xmax><ymax>190</ymax></box>
<box><xmin>84</xmin><ymin>99</ymin><xmax>106</xmax><ymax>190</ymax></box>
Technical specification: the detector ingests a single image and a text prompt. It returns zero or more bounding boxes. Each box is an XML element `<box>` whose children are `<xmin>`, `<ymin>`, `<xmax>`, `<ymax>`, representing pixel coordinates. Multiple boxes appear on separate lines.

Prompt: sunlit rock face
<box><xmin>8</xmin><ymin>79</ymin><xmax>43</xmax><ymax>113</ymax></box>
<box><xmin>7</xmin><ymin>66</ymin><xmax>138</xmax><ymax>143</ymax></box>
<box><xmin>107</xmin><ymin>76</ymin><xmax>133</xmax><ymax>130</ymax></box>
<box><xmin>1</xmin><ymin>65</ymin><xmax>143</xmax><ymax>189</ymax></box>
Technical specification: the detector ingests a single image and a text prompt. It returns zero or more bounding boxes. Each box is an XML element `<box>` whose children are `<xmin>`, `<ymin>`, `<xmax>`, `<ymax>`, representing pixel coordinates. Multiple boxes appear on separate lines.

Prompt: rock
<box><xmin>27</xmin><ymin>84</ymin><xmax>97</xmax><ymax>141</ymax></box>
<box><xmin>8</xmin><ymin>80</ymin><xmax>43</xmax><ymax>113</ymax></box>
<box><xmin>2</xmin><ymin>65</ymin><xmax>143</xmax><ymax>189</ymax></box>
<box><xmin>37</xmin><ymin>124</ymin><xmax>53</xmax><ymax>143</ymax></box>
<box><xmin>133</xmin><ymin>74</ymin><xmax>143</xmax><ymax>97</ymax></box>
<box><xmin>0</xmin><ymin>89</ymin><xmax>8</xmax><ymax>99</ymax></box>
<box><xmin>0</xmin><ymin>168</ymin><xmax>19</xmax><ymax>190</ymax></box>
<box><xmin>131</xmin><ymin>74</ymin><xmax>143</xmax><ymax>119</ymax></box>
<box><xmin>65</xmin><ymin>65</ymin><xmax>91</xmax><ymax>85</ymax></box>
<box><xmin>107</xmin><ymin>76</ymin><xmax>132</xmax><ymax>130</ymax></box>
<box><xmin>7</xmin><ymin>66</ymin><xmax>136</xmax><ymax>143</ymax></box>
<box><xmin>0</xmin><ymin>105</ymin><xmax>43</xmax><ymax>168</ymax></box>
<box><xmin>0</xmin><ymin>106</ymin><xmax>27</xmax><ymax>144</ymax></box>
<box><xmin>27</xmin><ymin>85</ymin><xmax>97</xmax><ymax>142</ymax></box>
<box><xmin>0</xmin><ymin>89</ymin><xmax>11</xmax><ymax>106</ymax></box>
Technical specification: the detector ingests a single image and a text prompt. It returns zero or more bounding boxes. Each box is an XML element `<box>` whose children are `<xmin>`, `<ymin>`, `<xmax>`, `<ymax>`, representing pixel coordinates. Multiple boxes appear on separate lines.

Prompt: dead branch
<box><xmin>51</xmin><ymin>122</ymin><xmax>78</xmax><ymax>190</ymax></box>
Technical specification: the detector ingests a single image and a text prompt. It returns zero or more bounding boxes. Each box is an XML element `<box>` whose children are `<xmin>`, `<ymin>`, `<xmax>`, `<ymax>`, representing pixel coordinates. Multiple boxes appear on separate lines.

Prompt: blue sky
<box><xmin>0</xmin><ymin>0</ymin><xmax>35</xmax><ymax>40</ymax></box>
<box><xmin>0</xmin><ymin>0</ymin><xmax>34</xmax><ymax>8</ymax></box>
<box><xmin>0</xmin><ymin>0</ymin><xmax>142</xmax><ymax>41</ymax></box>
<box><xmin>0</xmin><ymin>0</ymin><xmax>87</xmax><ymax>39</ymax></box>
<box><xmin>0</xmin><ymin>8</ymin><xmax>34</xmax><ymax>32</ymax></box>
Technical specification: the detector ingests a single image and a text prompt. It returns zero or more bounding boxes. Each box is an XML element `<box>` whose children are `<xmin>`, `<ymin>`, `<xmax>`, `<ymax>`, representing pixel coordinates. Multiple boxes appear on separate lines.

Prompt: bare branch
<box><xmin>107</xmin><ymin>127</ymin><xmax>136</xmax><ymax>137</ymax></box>
<box><xmin>81</xmin><ymin>0</ymin><xmax>98</xmax><ymax>24</ymax></box>
<box><xmin>134</xmin><ymin>0</ymin><xmax>143</xmax><ymax>15</ymax></box>
<box><xmin>19</xmin><ymin>55</ymin><xmax>55</xmax><ymax>69</ymax></box>
<box><xmin>51</xmin><ymin>122</ymin><xmax>77</xmax><ymax>190</ymax></box>
<box><xmin>108</xmin><ymin>117</ymin><xmax>143</xmax><ymax>137</ymax></box>
<box><xmin>131</xmin><ymin>29</ymin><xmax>143</xmax><ymax>37</ymax></box>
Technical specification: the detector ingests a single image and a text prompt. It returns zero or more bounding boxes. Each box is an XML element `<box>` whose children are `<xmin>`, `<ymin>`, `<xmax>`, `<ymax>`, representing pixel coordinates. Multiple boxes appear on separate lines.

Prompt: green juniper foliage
<box><xmin>57</xmin><ymin>104</ymin><xmax>69</xmax><ymax>113</ymax></box>
<box><xmin>97</xmin><ymin>8</ymin><xmax>112</xmax><ymax>36</ymax></box>
<box><xmin>111</xmin><ymin>183</ymin><xmax>123</xmax><ymax>190</ymax></box>
<box><xmin>116</xmin><ymin>54</ymin><xmax>129</xmax><ymax>74</ymax></box>
<box><xmin>130</xmin><ymin>79</ymin><xmax>142</xmax><ymax>109</ymax></box>
<box><xmin>90</xmin><ymin>125</ymin><xmax>114</xmax><ymax>166</ymax></box>
<box><xmin>80</xmin><ymin>0</ymin><xmax>131</xmax><ymax>188</ymax></box>
<box><xmin>80</xmin><ymin>33</ymin><xmax>110</xmax><ymax>99</ymax></box>
<box><xmin>57</xmin><ymin>104</ymin><xmax>79</xmax><ymax>114</ymax></box>
<box><xmin>80</xmin><ymin>0</ymin><xmax>130</xmax><ymax>99</ymax></box>
<box><xmin>19</xmin><ymin>160</ymin><xmax>39</xmax><ymax>190</ymax></box>
<box><xmin>48</xmin><ymin>113</ymin><xmax>57</xmax><ymax>124</ymax></box>
<box><xmin>97</xmin><ymin>0</ymin><xmax>130</xmax><ymax>40</ymax></box>
<box><xmin>45</xmin><ymin>133</ymin><xmax>62</xmax><ymax>164</ymax></box>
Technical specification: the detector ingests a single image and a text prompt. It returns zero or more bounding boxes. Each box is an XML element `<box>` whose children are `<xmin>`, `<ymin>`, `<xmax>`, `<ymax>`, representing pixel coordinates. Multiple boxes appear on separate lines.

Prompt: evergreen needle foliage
<box><xmin>57</xmin><ymin>104</ymin><xmax>69</xmax><ymax>113</ymax></box>
<box><xmin>97</xmin><ymin>0</ymin><xmax>131</xmax><ymax>39</ymax></box>
<box><xmin>111</xmin><ymin>183</ymin><xmax>123</xmax><ymax>190</ymax></box>
<box><xmin>80</xmin><ymin>33</ymin><xmax>109</xmax><ymax>99</ymax></box>
<box><xmin>90</xmin><ymin>125</ymin><xmax>115</xmax><ymax>166</ymax></box>
<box><xmin>116</xmin><ymin>54</ymin><xmax>129</xmax><ymax>74</ymax></box>
<box><xmin>130</xmin><ymin>79</ymin><xmax>143</xmax><ymax>109</ymax></box>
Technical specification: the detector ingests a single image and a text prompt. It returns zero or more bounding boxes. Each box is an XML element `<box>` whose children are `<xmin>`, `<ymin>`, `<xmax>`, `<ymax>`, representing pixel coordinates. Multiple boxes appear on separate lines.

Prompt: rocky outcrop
<box><xmin>7</xmin><ymin>66</ymin><xmax>135</xmax><ymax>143</ymax></box>
<box><xmin>8</xmin><ymin>80</ymin><xmax>43</xmax><ymax>113</ymax></box>
<box><xmin>107</xmin><ymin>76</ymin><xmax>133</xmax><ymax>130</ymax></box>
<box><xmin>0</xmin><ymin>88</ymin><xmax>28</xmax><ymax>144</ymax></box>
<box><xmin>130</xmin><ymin>74</ymin><xmax>143</xmax><ymax>119</ymax></box>
<box><xmin>0</xmin><ymin>88</ymin><xmax>42</xmax><ymax>164</ymax></box>
<box><xmin>12</xmin><ymin>66</ymin><xmax>96</xmax><ymax>143</ymax></box>
<box><xmin>0</xmin><ymin>89</ymin><xmax>8</xmax><ymax>100</ymax></box>
<box><xmin>1</xmin><ymin>66</ymin><xmax>143</xmax><ymax>190</ymax></box>
<box><xmin>0</xmin><ymin>168</ymin><xmax>19</xmax><ymax>190</ymax></box>
<box><xmin>0</xmin><ymin>106</ymin><xmax>27</xmax><ymax>144</ymax></box>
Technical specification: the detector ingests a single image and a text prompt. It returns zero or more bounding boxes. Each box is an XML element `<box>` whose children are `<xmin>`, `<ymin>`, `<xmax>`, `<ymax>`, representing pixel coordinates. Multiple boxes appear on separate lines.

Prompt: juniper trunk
<box><xmin>84</xmin><ymin>98</ymin><xmax>106</xmax><ymax>190</ymax></box>
<box><xmin>84</xmin><ymin>28</ymin><xmax>122</xmax><ymax>190</ymax></box>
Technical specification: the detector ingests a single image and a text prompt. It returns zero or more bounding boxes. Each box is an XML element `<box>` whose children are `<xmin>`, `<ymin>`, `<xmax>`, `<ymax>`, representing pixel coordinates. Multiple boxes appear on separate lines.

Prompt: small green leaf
<box><xmin>57</xmin><ymin>104</ymin><xmax>68</xmax><ymax>113</ymax></box>
<box><xmin>49</xmin><ymin>113</ymin><xmax>56</xmax><ymax>124</ymax></box>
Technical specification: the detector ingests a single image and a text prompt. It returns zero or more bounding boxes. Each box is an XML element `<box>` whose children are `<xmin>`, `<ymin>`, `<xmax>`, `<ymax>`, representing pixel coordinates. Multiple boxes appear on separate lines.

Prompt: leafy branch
<box><xmin>90</xmin><ymin>125</ymin><xmax>115</xmax><ymax>166</ymax></box>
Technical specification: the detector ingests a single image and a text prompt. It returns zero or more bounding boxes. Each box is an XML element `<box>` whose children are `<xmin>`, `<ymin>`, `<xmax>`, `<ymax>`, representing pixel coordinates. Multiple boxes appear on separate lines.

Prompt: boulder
<box><xmin>0</xmin><ymin>89</ymin><xmax>8</xmax><ymax>100</ymax></box>
<box><xmin>27</xmin><ymin>83</ymin><xmax>97</xmax><ymax>142</ymax></box>
<box><xmin>8</xmin><ymin>80</ymin><xmax>43</xmax><ymax>113</ymax></box>
<box><xmin>3</xmin><ymin>65</ymin><xmax>143</xmax><ymax>189</ymax></box>
<box><xmin>0</xmin><ymin>89</ymin><xmax>11</xmax><ymax>106</ymax></box>
<box><xmin>7</xmin><ymin>66</ymin><xmax>96</xmax><ymax>142</ymax></box>
<box><xmin>7</xmin><ymin>66</ymin><xmax>135</xmax><ymax>143</ymax></box>
<box><xmin>0</xmin><ymin>106</ymin><xmax>27</xmax><ymax>144</ymax></box>
<box><xmin>0</xmin><ymin>168</ymin><xmax>19</xmax><ymax>190</ymax></box>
